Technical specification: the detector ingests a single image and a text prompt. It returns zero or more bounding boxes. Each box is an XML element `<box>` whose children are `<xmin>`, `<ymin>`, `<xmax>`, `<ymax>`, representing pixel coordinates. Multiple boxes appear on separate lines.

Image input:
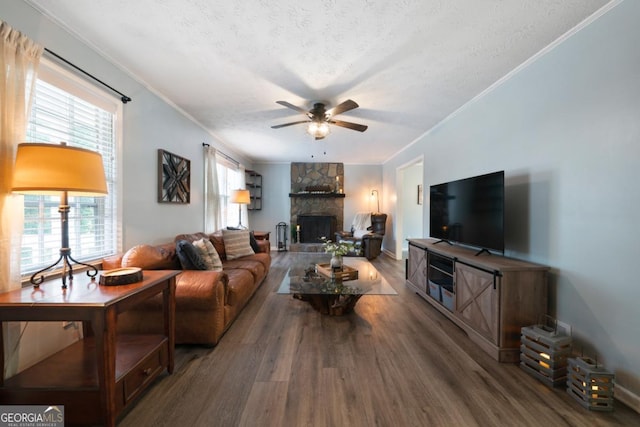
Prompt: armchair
<box><xmin>335</xmin><ymin>212</ymin><xmax>387</xmax><ymax>260</ymax></box>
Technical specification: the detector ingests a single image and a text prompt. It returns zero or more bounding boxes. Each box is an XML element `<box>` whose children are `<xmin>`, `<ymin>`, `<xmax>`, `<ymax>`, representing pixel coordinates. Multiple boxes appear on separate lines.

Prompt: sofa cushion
<box><xmin>222</xmin><ymin>229</ymin><xmax>255</xmax><ymax>260</ymax></box>
<box><xmin>208</xmin><ymin>231</ymin><xmax>227</xmax><ymax>260</ymax></box>
<box><xmin>176</xmin><ymin>239</ymin><xmax>209</xmax><ymax>270</ymax></box>
<box><xmin>193</xmin><ymin>237</ymin><xmax>223</xmax><ymax>271</ymax></box>
<box><xmin>224</xmin><ymin>258</ymin><xmax>266</xmax><ymax>282</ymax></box>
<box><xmin>122</xmin><ymin>244</ymin><xmax>177</xmax><ymax>270</ymax></box>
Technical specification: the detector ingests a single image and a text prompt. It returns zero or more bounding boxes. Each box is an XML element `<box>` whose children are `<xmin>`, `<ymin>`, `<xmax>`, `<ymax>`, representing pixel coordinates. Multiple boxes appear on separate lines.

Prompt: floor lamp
<box><xmin>231</xmin><ymin>189</ymin><xmax>250</xmax><ymax>229</ymax></box>
<box><xmin>371</xmin><ymin>189</ymin><xmax>380</xmax><ymax>213</ymax></box>
<box><xmin>12</xmin><ymin>142</ymin><xmax>108</xmax><ymax>288</ymax></box>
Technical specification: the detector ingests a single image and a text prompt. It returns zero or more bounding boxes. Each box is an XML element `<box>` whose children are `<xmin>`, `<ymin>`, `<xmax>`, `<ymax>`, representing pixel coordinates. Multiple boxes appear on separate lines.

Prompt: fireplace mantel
<box><xmin>289</xmin><ymin>193</ymin><xmax>345</xmax><ymax>198</ymax></box>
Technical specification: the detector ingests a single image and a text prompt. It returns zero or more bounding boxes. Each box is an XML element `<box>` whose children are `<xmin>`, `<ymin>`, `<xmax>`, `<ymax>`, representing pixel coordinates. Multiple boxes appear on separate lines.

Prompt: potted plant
<box><xmin>320</xmin><ymin>237</ymin><xmax>354</xmax><ymax>270</ymax></box>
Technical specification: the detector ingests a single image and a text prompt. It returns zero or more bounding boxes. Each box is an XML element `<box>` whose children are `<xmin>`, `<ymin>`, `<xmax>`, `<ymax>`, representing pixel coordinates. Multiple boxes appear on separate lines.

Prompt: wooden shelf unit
<box><xmin>0</xmin><ymin>270</ymin><xmax>178</xmax><ymax>427</ymax></box>
<box><xmin>245</xmin><ymin>170</ymin><xmax>262</xmax><ymax>210</ymax></box>
<box><xmin>406</xmin><ymin>239</ymin><xmax>549</xmax><ymax>362</ymax></box>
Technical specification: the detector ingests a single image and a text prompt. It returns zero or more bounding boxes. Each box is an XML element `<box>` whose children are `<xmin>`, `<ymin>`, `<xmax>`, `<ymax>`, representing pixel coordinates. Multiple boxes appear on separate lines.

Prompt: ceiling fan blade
<box><xmin>275</xmin><ymin>101</ymin><xmax>309</xmax><ymax>115</ymax></box>
<box><xmin>327</xmin><ymin>99</ymin><xmax>359</xmax><ymax>117</ymax></box>
<box><xmin>271</xmin><ymin>120</ymin><xmax>310</xmax><ymax>129</ymax></box>
<box><xmin>329</xmin><ymin>119</ymin><xmax>368</xmax><ymax>132</ymax></box>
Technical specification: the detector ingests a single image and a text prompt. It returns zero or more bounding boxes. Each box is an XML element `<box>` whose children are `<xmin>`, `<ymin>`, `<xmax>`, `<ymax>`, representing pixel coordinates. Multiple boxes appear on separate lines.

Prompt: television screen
<box><xmin>429</xmin><ymin>171</ymin><xmax>504</xmax><ymax>253</ymax></box>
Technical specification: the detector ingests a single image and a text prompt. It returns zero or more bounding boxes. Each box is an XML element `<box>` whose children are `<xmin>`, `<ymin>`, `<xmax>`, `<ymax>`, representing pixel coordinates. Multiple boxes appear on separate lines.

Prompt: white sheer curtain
<box><xmin>0</xmin><ymin>21</ymin><xmax>43</xmax><ymax>293</ymax></box>
<box><xmin>204</xmin><ymin>145</ymin><xmax>221</xmax><ymax>233</ymax></box>
<box><xmin>239</xmin><ymin>165</ymin><xmax>249</xmax><ymax>230</ymax></box>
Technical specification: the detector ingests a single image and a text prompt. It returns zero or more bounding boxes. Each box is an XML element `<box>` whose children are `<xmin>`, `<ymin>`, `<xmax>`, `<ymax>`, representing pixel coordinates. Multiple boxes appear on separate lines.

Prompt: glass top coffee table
<box><xmin>277</xmin><ymin>253</ymin><xmax>397</xmax><ymax>315</ymax></box>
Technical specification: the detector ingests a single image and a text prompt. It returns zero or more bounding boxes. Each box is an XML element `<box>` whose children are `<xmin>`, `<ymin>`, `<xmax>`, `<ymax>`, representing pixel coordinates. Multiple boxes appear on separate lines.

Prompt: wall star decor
<box><xmin>158</xmin><ymin>149</ymin><xmax>190</xmax><ymax>203</ymax></box>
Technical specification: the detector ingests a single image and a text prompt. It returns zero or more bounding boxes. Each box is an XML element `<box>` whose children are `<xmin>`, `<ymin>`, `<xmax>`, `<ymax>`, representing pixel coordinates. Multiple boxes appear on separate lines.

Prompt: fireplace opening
<box><xmin>298</xmin><ymin>215</ymin><xmax>337</xmax><ymax>243</ymax></box>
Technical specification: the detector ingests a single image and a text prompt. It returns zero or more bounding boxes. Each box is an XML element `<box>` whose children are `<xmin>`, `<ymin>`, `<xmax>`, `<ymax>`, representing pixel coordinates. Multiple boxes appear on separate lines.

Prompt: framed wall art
<box><xmin>158</xmin><ymin>149</ymin><xmax>190</xmax><ymax>203</ymax></box>
<box><xmin>417</xmin><ymin>184</ymin><xmax>423</xmax><ymax>205</ymax></box>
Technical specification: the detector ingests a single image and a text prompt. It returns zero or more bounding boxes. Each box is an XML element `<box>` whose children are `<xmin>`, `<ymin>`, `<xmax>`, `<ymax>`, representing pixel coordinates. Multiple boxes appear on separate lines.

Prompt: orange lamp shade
<box><xmin>232</xmin><ymin>189</ymin><xmax>250</xmax><ymax>204</ymax></box>
<box><xmin>11</xmin><ymin>143</ymin><xmax>108</xmax><ymax>196</ymax></box>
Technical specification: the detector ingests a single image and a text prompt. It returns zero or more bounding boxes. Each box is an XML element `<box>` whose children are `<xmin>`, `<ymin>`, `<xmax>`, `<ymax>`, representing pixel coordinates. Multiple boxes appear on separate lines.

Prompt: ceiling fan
<box><xmin>271</xmin><ymin>99</ymin><xmax>368</xmax><ymax>140</ymax></box>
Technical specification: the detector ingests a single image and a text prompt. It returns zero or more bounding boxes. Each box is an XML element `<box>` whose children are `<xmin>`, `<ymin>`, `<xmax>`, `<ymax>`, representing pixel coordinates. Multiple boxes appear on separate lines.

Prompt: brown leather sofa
<box><xmin>102</xmin><ymin>230</ymin><xmax>270</xmax><ymax>346</ymax></box>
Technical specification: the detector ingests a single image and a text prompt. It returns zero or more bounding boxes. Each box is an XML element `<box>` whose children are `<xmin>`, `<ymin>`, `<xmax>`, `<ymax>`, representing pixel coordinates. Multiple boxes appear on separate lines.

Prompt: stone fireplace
<box><xmin>290</xmin><ymin>162</ymin><xmax>344</xmax><ymax>246</ymax></box>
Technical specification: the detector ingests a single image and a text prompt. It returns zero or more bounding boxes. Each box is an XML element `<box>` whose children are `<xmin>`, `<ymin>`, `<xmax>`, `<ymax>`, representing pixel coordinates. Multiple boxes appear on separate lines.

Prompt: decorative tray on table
<box><xmin>315</xmin><ymin>264</ymin><xmax>359</xmax><ymax>281</ymax></box>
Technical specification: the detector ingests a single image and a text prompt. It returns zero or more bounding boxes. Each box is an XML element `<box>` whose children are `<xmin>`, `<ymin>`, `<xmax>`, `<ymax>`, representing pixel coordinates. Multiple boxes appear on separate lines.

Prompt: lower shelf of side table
<box><xmin>0</xmin><ymin>334</ymin><xmax>168</xmax><ymax>425</ymax></box>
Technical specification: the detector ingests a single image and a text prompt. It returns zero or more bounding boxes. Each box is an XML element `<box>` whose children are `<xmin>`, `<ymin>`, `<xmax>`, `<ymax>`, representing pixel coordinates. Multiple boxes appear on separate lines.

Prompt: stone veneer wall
<box><xmin>290</xmin><ymin>162</ymin><xmax>344</xmax><ymax>234</ymax></box>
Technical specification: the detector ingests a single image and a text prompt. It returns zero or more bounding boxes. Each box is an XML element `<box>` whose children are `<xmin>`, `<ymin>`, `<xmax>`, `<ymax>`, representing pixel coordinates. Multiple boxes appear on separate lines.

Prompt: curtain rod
<box><xmin>44</xmin><ymin>48</ymin><xmax>132</xmax><ymax>104</ymax></box>
<box><xmin>202</xmin><ymin>143</ymin><xmax>239</xmax><ymax>167</ymax></box>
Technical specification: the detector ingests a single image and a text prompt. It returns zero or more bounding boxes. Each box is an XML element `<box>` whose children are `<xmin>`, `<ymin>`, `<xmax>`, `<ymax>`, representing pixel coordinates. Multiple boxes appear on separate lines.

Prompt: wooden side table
<box><xmin>0</xmin><ymin>270</ymin><xmax>178</xmax><ymax>427</ymax></box>
<box><xmin>253</xmin><ymin>231</ymin><xmax>270</xmax><ymax>241</ymax></box>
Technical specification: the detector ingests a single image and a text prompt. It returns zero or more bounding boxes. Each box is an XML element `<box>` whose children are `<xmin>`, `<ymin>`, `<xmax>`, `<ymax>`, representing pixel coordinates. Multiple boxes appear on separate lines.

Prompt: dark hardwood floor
<box><xmin>119</xmin><ymin>251</ymin><xmax>640</xmax><ymax>426</ymax></box>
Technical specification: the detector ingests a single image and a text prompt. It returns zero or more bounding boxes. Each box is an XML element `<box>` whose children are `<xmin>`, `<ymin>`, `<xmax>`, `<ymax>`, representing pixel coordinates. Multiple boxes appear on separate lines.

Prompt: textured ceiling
<box><xmin>26</xmin><ymin>0</ymin><xmax>609</xmax><ymax>164</ymax></box>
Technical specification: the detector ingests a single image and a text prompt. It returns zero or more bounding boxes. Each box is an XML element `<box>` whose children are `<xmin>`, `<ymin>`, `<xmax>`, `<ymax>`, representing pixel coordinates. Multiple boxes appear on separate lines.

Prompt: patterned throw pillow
<box><xmin>193</xmin><ymin>237</ymin><xmax>223</xmax><ymax>271</ymax></box>
<box><xmin>249</xmin><ymin>231</ymin><xmax>261</xmax><ymax>253</ymax></box>
<box><xmin>222</xmin><ymin>229</ymin><xmax>255</xmax><ymax>260</ymax></box>
<box><xmin>175</xmin><ymin>240</ymin><xmax>208</xmax><ymax>270</ymax></box>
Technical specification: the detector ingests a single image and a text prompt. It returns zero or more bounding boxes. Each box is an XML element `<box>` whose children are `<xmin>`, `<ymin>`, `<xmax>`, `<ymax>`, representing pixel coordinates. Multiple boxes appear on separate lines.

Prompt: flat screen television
<box><xmin>429</xmin><ymin>171</ymin><xmax>504</xmax><ymax>254</ymax></box>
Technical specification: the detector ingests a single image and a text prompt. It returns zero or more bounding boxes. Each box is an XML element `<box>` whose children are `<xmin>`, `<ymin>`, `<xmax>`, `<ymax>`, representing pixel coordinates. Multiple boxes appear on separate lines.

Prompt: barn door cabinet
<box><xmin>406</xmin><ymin>242</ymin><xmax>428</xmax><ymax>295</ymax></box>
<box><xmin>406</xmin><ymin>238</ymin><xmax>549</xmax><ymax>362</ymax></box>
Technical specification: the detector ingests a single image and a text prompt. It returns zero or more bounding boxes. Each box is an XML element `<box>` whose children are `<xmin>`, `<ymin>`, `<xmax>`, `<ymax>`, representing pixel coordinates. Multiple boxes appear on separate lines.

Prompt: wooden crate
<box><xmin>316</xmin><ymin>264</ymin><xmax>358</xmax><ymax>281</ymax></box>
<box><xmin>567</xmin><ymin>357</ymin><xmax>615</xmax><ymax>411</ymax></box>
<box><xmin>519</xmin><ymin>325</ymin><xmax>571</xmax><ymax>387</ymax></box>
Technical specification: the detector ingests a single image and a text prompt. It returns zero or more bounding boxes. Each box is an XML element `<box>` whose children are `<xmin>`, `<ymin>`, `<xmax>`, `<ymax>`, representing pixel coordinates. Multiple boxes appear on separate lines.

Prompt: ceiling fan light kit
<box><xmin>272</xmin><ymin>99</ymin><xmax>368</xmax><ymax>140</ymax></box>
<box><xmin>307</xmin><ymin>121</ymin><xmax>330</xmax><ymax>139</ymax></box>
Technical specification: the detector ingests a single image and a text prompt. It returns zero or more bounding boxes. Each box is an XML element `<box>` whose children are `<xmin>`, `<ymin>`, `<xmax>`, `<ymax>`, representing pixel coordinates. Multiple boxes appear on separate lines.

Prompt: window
<box><xmin>216</xmin><ymin>157</ymin><xmax>241</xmax><ymax>229</ymax></box>
<box><xmin>20</xmin><ymin>60</ymin><xmax>121</xmax><ymax>276</ymax></box>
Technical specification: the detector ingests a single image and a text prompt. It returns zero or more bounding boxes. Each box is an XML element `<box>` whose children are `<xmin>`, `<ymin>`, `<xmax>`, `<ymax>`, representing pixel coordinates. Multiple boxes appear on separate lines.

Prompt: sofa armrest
<box><xmin>335</xmin><ymin>231</ymin><xmax>354</xmax><ymax>241</ymax></box>
<box><xmin>102</xmin><ymin>254</ymin><xmax>124</xmax><ymax>270</ymax></box>
<box><xmin>362</xmin><ymin>234</ymin><xmax>383</xmax><ymax>259</ymax></box>
<box><xmin>175</xmin><ymin>270</ymin><xmax>228</xmax><ymax>310</ymax></box>
<box><xmin>117</xmin><ymin>269</ymin><xmax>229</xmax><ymax>346</ymax></box>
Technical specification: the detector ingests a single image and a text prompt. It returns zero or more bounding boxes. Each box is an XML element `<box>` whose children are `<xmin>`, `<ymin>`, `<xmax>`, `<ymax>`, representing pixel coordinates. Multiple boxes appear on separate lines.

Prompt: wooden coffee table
<box><xmin>278</xmin><ymin>254</ymin><xmax>396</xmax><ymax>315</ymax></box>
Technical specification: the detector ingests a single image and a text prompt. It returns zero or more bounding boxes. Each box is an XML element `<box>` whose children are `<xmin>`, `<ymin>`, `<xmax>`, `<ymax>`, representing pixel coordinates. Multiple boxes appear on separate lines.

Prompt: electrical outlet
<box><xmin>556</xmin><ymin>320</ymin><xmax>571</xmax><ymax>337</ymax></box>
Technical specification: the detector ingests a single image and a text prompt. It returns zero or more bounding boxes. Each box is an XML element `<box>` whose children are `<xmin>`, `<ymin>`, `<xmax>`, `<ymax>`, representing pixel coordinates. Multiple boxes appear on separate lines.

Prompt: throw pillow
<box><xmin>176</xmin><ymin>239</ymin><xmax>209</xmax><ymax>270</ymax></box>
<box><xmin>222</xmin><ymin>229</ymin><xmax>255</xmax><ymax>260</ymax></box>
<box><xmin>249</xmin><ymin>231</ymin><xmax>260</xmax><ymax>253</ymax></box>
<box><xmin>193</xmin><ymin>237</ymin><xmax>223</xmax><ymax>271</ymax></box>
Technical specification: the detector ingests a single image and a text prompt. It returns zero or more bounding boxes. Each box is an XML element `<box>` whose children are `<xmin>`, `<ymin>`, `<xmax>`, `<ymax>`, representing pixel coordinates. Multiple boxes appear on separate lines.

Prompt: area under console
<box><xmin>406</xmin><ymin>238</ymin><xmax>549</xmax><ymax>363</ymax></box>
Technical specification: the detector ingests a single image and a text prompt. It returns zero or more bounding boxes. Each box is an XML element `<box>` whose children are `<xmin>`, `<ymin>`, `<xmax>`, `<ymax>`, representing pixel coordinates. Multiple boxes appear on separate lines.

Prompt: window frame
<box><xmin>20</xmin><ymin>58</ymin><xmax>123</xmax><ymax>283</ymax></box>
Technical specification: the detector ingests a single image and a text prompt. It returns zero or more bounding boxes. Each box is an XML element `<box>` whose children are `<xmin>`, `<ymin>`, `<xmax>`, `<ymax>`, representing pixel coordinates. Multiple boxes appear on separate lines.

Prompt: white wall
<box><xmin>247</xmin><ymin>163</ymin><xmax>290</xmax><ymax>240</ymax></box>
<box><xmin>399</xmin><ymin>161</ymin><xmax>423</xmax><ymax>253</ymax></box>
<box><xmin>383</xmin><ymin>0</ymin><xmax>640</xmax><ymax>400</ymax></box>
<box><xmin>343</xmin><ymin>164</ymin><xmax>383</xmax><ymax>223</ymax></box>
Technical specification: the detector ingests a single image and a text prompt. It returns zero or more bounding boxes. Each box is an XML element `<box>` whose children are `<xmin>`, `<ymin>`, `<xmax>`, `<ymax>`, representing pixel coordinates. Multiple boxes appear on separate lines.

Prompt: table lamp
<box><xmin>231</xmin><ymin>189</ymin><xmax>250</xmax><ymax>229</ymax></box>
<box><xmin>12</xmin><ymin>142</ymin><xmax>108</xmax><ymax>288</ymax></box>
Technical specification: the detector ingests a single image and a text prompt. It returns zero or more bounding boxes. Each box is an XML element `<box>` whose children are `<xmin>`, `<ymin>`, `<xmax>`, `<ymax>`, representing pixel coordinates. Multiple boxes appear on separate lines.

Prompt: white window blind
<box><xmin>21</xmin><ymin>61</ymin><xmax>119</xmax><ymax>276</ymax></box>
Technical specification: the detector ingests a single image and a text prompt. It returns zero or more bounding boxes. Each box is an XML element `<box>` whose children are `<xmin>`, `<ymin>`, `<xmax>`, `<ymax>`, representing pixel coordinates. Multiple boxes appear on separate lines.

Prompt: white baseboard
<box><xmin>382</xmin><ymin>248</ymin><xmax>397</xmax><ymax>259</ymax></box>
<box><xmin>616</xmin><ymin>384</ymin><xmax>640</xmax><ymax>414</ymax></box>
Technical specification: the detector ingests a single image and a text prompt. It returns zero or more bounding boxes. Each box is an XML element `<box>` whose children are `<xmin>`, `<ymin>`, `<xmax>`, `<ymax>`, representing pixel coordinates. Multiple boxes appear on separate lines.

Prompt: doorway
<box><xmin>396</xmin><ymin>158</ymin><xmax>424</xmax><ymax>260</ymax></box>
